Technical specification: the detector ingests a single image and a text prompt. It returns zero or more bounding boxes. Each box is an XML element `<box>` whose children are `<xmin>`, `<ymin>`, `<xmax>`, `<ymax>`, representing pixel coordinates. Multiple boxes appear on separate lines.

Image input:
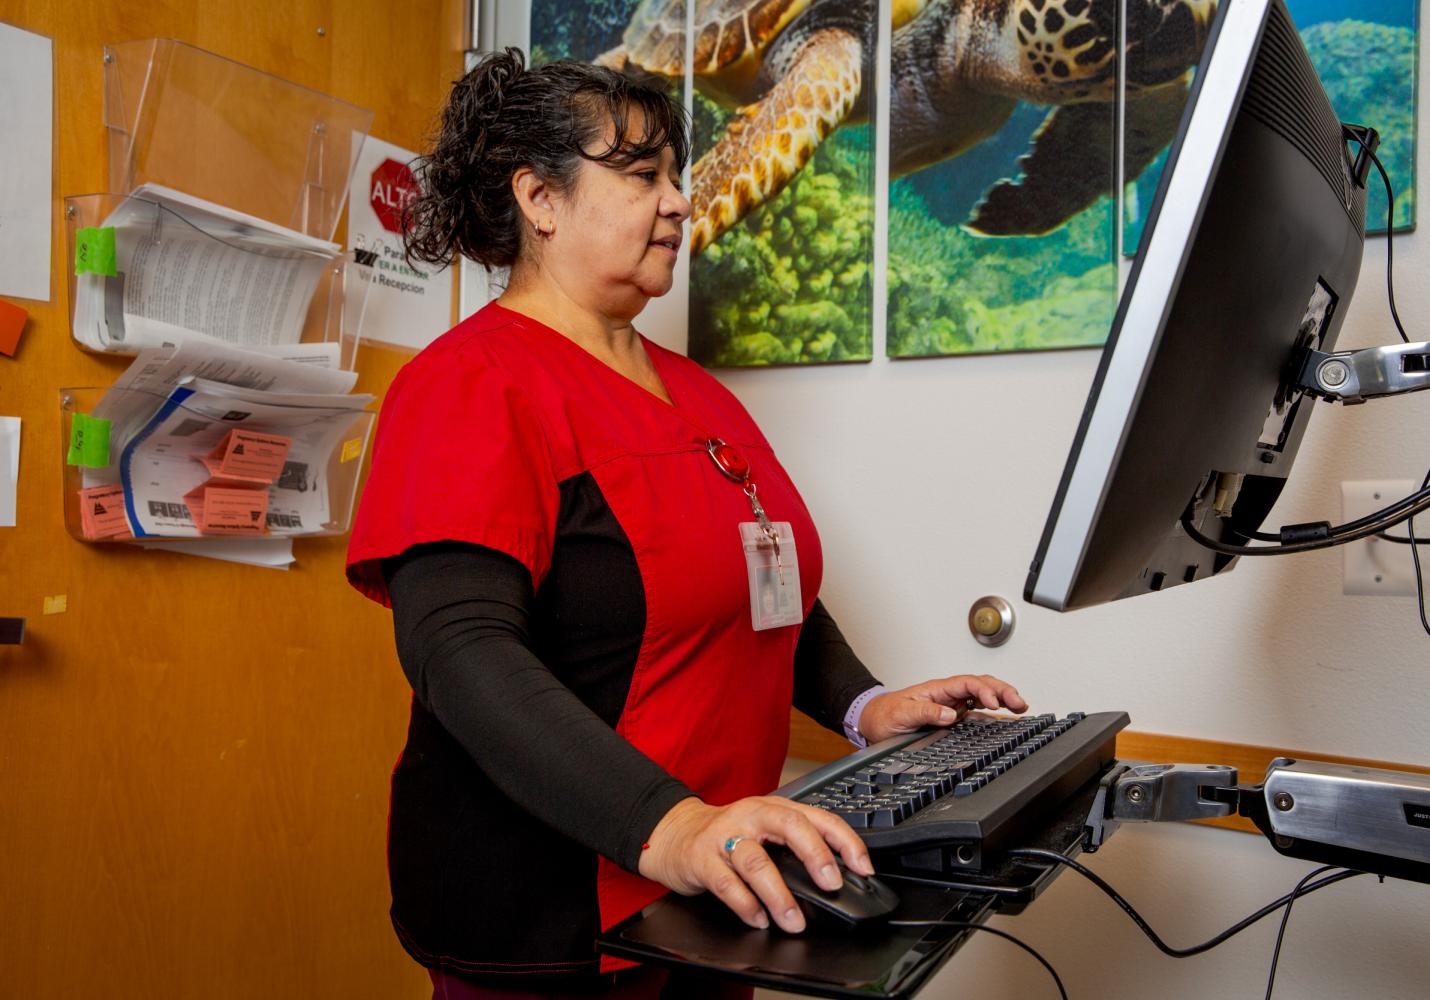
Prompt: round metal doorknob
<box><xmin>967</xmin><ymin>596</ymin><xmax>1015</xmax><ymax>647</ymax></box>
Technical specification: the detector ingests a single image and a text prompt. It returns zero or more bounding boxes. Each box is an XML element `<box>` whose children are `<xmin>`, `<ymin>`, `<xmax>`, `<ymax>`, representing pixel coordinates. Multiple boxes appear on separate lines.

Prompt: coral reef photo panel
<box><xmin>532</xmin><ymin>0</ymin><xmax>877</xmax><ymax>368</ymax></box>
<box><xmin>685</xmin><ymin>3</ymin><xmax>877</xmax><ymax>366</ymax></box>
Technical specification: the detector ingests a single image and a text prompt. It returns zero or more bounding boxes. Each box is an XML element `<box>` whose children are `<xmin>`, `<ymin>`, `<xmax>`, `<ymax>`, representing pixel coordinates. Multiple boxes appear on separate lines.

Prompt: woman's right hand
<box><xmin>636</xmin><ymin>795</ymin><xmax>875</xmax><ymax>933</ymax></box>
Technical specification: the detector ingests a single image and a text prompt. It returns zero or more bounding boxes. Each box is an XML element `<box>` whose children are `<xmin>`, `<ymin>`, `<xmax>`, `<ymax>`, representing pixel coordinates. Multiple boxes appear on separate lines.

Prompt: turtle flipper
<box><xmin>1123</xmin><ymin>75</ymin><xmax>1193</xmax><ymax>185</ymax></box>
<box><xmin>966</xmin><ymin>102</ymin><xmax>1115</xmax><ymax>237</ymax></box>
<box><xmin>967</xmin><ymin>77</ymin><xmax>1190</xmax><ymax>236</ymax></box>
<box><xmin>690</xmin><ymin>28</ymin><xmax>862</xmax><ymax>256</ymax></box>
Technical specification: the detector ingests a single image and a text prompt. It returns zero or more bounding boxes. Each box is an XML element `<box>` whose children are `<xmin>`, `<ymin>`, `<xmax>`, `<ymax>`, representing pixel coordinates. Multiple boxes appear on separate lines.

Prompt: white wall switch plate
<box><xmin>1342</xmin><ymin>480</ymin><xmax>1422</xmax><ymax>596</ymax></box>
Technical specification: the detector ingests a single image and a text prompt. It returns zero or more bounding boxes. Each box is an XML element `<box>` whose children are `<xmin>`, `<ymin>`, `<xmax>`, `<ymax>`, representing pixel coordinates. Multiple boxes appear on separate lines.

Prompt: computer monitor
<box><xmin>1025</xmin><ymin>0</ymin><xmax>1373</xmax><ymax>612</ymax></box>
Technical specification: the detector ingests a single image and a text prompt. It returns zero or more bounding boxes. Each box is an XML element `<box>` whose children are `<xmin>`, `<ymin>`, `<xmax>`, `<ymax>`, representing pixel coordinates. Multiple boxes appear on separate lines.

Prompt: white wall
<box><xmin>495</xmin><ymin>2</ymin><xmax>1430</xmax><ymax>994</ymax></box>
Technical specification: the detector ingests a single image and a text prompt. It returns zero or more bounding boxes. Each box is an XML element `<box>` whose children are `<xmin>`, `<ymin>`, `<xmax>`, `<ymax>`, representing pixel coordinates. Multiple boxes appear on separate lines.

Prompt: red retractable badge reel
<box><xmin>707</xmin><ymin>439</ymin><xmax>749</xmax><ymax>484</ymax></box>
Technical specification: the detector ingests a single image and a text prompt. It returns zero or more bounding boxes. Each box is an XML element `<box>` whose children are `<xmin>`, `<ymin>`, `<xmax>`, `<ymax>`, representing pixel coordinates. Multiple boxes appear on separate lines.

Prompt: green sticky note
<box><xmin>75</xmin><ymin>227</ymin><xmax>118</xmax><ymax>277</ymax></box>
<box><xmin>67</xmin><ymin>412</ymin><xmax>111</xmax><ymax>468</ymax></box>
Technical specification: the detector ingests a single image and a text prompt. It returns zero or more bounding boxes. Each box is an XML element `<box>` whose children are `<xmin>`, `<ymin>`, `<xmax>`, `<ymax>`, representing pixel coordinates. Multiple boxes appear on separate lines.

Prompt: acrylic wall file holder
<box><xmin>61</xmin><ymin>39</ymin><xmax>378</xmax><ymax>548</ymax></box>
<box><xmin>65</xmin><ymin>38</ymin><xmax>374</xmax><ymax>363</ymax></box>
<box><xmin>60</xmin><ymin>386</ymin><xmax>374</xmax><ymax>543</ymax></box>
<box><xmin>64</xmin><ymin>191</ymin><xmax>367</xmax><ymax>370</ymax></box>
<box><xmin>102</xmin><ymin>37</ymin><xmax>372</xmax><ymax>243</ymax></box>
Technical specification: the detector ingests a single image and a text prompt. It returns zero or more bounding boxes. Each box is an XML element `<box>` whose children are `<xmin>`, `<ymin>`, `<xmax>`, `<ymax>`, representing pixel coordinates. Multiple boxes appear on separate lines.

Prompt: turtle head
<box><xmin>979</xmin><ymin>0</ymin><xmax>1209</xmax><ymax>103</ymax></box>
<box><xmin>1126</xmin><ymin>0</ymin><xmax>1217</xmax><ymax>90</ymax></box>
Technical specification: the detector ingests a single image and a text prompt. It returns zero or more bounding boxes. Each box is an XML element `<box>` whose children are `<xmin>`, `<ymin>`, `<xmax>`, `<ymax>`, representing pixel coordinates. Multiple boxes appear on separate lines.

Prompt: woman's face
<box><xmin>542</xmin><ymin>117</ymin><xmax>691</xmax><ymax>320</ymax></box>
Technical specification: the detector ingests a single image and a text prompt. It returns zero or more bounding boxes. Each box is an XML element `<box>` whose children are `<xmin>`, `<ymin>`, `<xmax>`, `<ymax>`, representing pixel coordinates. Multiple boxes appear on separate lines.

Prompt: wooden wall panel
<box><xmin>0</xmin><ymin>2</ymin><xmax>463</xmax><ymax>996</ymax></box>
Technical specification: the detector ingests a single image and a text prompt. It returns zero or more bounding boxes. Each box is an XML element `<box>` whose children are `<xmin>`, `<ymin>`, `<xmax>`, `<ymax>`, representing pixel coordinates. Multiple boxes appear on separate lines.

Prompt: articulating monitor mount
<box><xmin>1297</xmin><ymin>340</ymin><xmax>1430</xmax><ymax>404</ymax></box>
<box><xmin>1084</xmin><ymin>758</ymin><xmax>1430</xmax><ymax>885</ymax></box>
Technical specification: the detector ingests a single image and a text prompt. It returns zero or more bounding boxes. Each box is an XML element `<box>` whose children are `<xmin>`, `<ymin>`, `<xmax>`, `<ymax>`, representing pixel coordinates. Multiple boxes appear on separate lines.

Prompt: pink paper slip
<box><xmin>78</xmin><ymin>484</ymin><xmax>132</xmax><ymax>540</ymax></box>
<box><xmin>183</xmin><ymin>485</ymin><xmax>269</xmax><ymax>535</ymax></box>
<box><xmin>199</xmin><ymin>429</ymin><xmax>292</xmax><ymax>485</ymax></box>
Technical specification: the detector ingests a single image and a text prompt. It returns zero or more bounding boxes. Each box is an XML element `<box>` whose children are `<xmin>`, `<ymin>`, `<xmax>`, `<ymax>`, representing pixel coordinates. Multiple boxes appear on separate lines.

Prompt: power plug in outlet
<box><xmin>1342</xmin><ymin>480</ymin><xmax>1422</xmax><ymax>596</ymax></box>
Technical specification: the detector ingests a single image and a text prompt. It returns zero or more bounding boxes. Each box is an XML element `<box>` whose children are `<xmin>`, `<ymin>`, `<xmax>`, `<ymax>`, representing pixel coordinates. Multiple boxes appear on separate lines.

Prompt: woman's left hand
<box><xmin>857</xmin><ymin>674</ymin><xmax>1028</xmax><ymax>745</ymax></box>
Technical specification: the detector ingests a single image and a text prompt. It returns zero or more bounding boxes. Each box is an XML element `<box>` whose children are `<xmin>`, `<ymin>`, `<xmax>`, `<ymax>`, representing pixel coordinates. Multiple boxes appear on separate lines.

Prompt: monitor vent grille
<box><xmin>1240</xmin><ymin>1</ymin><xmax>1358</xmax><ymax>228</ymax></box>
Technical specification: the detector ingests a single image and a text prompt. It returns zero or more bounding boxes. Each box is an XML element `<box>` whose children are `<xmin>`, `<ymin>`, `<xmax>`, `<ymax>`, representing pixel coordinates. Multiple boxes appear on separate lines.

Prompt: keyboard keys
<box><xmin>874</xmin><ymin>763</ymin><xmax>909</xmax><ymax>785</ymax></box>
<box><xmin>798</xmin><ymin>713</ymin><xmax>1097</xmax><ymax>830</ymax></box>
<box><xmin>834</xmin><ymin>809</ymin><xmax>871</xmax><ymax>828</ymax></box>
<box><xmin>944</xmin><ymin>759</ymin><xmax>976</xmax><ymax>780</ymax></box>
<box><xmin>904</xmin><ymin>784</ymin><xmax>935</xmax><ymax>809</ymax></box>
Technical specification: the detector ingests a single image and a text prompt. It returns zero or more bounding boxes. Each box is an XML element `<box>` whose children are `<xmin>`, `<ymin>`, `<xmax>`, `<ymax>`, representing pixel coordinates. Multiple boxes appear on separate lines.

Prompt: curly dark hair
<box><xmin>402</xmin><ymin>48</ymin><xmax>689</xmax><ymax>271</ymax></box>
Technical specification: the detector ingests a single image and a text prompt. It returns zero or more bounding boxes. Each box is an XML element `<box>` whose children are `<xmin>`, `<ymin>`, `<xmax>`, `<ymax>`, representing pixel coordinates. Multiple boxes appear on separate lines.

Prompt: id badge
<box><xmin>740</xmin><ymin>521</ymin><xmax>803</xmax><ymax>631</ymax></box>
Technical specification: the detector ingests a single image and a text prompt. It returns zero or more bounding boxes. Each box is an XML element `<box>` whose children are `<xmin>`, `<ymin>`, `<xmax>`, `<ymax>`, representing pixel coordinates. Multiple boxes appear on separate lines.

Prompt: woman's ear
<box><xmin>512</xmin><ymin>166</ymin><xmax>555</xmax><ymax>235</ymax></box>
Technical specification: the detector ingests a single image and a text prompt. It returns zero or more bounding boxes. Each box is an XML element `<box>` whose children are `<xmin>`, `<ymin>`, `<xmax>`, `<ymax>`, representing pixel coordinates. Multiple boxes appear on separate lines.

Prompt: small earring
<box><xmin>532</xmin><ymin>219</ymin><xmax>552</xmax><ymax>238</ymax></box>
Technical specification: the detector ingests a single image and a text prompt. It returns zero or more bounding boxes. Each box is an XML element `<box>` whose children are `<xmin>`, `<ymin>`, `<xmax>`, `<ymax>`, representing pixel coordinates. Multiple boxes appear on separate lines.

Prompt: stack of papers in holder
<box><xmin>73</xmin><ymin>341</ymin><xmax>373</xmax><ymax>560</ymax></box>
<box><xmin>71</xmin><ymin>184</ymin><xmax>342</xmax><ymax>355</ymax></box>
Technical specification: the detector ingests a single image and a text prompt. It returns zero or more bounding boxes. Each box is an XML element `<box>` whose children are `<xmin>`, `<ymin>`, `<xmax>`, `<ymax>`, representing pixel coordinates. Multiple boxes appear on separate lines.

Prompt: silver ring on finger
<box><xmin>723</xmin><ymin>835</ymin><xmax>749</xmax><ymax>863</ymax></box>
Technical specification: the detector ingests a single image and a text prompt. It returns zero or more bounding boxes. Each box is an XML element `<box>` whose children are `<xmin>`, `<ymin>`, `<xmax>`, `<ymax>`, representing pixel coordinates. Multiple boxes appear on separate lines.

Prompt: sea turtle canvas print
<box><xmin>886</xmin><ymin>0</ymin><xmax>1216</xmax><ymax>357</ymax></box>
<box><xmin>1125</xmin><ymin>0</ymin><xmax>1418</xmax><ymax>256</ymax></box>
<box><xmin>531</xmin><ymin>0</ymin><xmax>1221</xmax><ymax>361</ymax></box>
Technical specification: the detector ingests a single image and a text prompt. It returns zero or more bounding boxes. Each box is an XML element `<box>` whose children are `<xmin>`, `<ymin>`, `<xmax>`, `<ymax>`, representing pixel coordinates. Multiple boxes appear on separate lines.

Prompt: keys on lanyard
<box><xmin>707</xmin><ymin>438</ymin><xmax>782</xmax><ymax>576</ymax></box>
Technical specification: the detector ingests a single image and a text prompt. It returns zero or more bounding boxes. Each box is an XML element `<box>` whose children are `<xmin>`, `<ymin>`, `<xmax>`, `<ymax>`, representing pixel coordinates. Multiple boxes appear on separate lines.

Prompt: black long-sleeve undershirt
<box><xmin>383</xmin><ymin>542</ymin><xmax>880</xmax><ymax>873</ymax></box>
<box><xmin>791</xmin><ymin>598</ymin><xmax>883</xmax><ymax>736</ymax></box>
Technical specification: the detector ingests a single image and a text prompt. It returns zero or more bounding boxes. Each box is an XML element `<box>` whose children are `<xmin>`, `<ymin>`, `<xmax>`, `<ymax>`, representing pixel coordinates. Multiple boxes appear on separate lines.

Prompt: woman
<box><xmin>345</xmin><ymin>50</ymin><xmax>1028</xmax><ymax>998</ymax></box>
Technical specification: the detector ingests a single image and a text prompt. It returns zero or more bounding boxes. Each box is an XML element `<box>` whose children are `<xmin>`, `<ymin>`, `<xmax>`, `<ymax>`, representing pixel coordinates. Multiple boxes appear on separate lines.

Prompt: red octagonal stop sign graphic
<box><xmin>370</xmin><ymin>158</ymin><xmax>418</xmax><ymax>234</ymax></box>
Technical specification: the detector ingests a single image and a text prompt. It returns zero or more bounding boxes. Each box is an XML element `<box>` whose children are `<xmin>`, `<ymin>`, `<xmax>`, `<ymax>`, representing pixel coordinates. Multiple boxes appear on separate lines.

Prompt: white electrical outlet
<box><xmin>1342</xmin><ymin>480</ymin><xmax>1422</xmax><ymax>596</ymax></box>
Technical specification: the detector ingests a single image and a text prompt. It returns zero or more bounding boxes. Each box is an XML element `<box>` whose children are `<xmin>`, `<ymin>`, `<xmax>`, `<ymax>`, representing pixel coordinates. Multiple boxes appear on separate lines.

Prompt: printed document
<box><xmin>142</xmin><ymin>537</ymin><xmax>296</xmax><ymax>569</ymax></box>
<box><xmin>72</xmin><ymin>184</ymin><xmax>340</xmax><ymax>353</ymax></box>
<box><xmin>92</xmin><ymin>340</ymin><xmax>356</xmax><ymax>460</ymax></box>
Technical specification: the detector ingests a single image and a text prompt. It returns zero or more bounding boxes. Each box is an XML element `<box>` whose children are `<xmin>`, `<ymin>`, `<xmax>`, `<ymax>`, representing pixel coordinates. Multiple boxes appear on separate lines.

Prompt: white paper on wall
<box><xmin>0</xmin><ymin>22</ymin><xmax>54</xmax><ymax>302</ymax></box>
<box><xmin>0</xmin><ymin>416</ymin><xmax>20</xmax><ymax>527</ymax></box>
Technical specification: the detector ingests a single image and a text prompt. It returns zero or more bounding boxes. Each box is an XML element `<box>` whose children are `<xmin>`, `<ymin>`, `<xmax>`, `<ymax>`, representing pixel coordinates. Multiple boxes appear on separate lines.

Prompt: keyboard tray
<box><xmin>601</xmin><ymin>876</ymin><xmax>996</xmax><ymax>1000</ymax></box>
<box><xmin>599</xmin><ymin>780</ymin><xmax>1104</xmax><ymax>998</ymax></box>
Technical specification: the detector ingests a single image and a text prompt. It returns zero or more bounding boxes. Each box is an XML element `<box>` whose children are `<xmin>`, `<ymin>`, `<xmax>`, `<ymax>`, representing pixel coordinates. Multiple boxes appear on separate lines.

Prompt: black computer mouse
<box><xmin>766</xmin><ymin>845</ymin><xmax>900</xmax><ymax>930</ymax></box>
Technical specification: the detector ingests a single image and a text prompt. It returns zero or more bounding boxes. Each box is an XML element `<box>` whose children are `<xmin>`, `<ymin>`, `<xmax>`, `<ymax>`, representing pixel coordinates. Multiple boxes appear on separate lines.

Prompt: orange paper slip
<box><xmin>78</xmin><ymin>484</ymin><xmax>132</xmax><ymax>539</ymax></box>
<box><xmin>183</xmin><ymin>485</ymin><xmax>269</xmax><ymax>535</ymax></box>
<box><xmin>200</xmin><ymin>429</ymin><xmax>292</xmax><ymax>484</ymax></box>
<box><xmin>0</xmin><ymin>299</ymin><xmax>26</xmax><ymax>357</ymax></box>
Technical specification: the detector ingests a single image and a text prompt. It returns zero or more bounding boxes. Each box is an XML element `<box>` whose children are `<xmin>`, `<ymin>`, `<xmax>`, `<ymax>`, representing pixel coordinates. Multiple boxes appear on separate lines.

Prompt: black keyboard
<box><xmin>777</xmin><ymin>711</ymin><xmax>1129</xmax><ymax>876</ymax></box>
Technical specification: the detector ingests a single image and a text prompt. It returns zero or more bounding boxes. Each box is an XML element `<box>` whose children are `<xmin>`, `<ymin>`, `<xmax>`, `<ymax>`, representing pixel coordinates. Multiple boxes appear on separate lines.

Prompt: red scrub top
<box><xmin>347</xmin><ymin>302</ymin><xmax>824</xmax><ymax>966</ymax></box>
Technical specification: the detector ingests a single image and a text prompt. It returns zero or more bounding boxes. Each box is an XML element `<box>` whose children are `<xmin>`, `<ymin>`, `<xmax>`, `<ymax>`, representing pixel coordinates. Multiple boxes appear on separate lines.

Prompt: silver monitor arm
<box><xmin>1296</xmin><ymin>340</ymin><xmax>1430</xmax><ymax>404</ymax></box>
<box><xmin>1083</xmin><ymin>758</ymin><xmax>1430</xmax><ymax>885</ymax></box>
